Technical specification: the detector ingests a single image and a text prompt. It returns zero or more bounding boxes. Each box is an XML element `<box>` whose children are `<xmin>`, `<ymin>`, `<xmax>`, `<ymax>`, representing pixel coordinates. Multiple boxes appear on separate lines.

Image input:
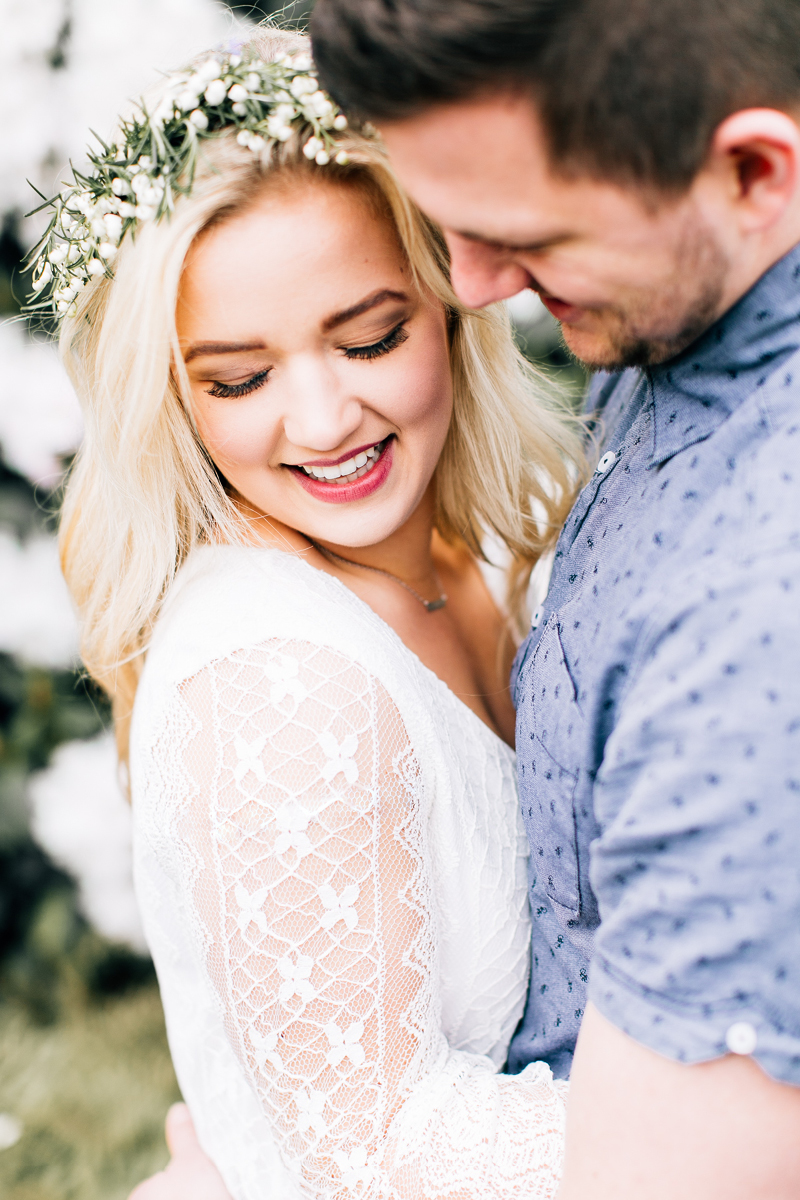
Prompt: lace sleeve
<box><xmin>171</xmin><ymin>638</ymin><xmax>566</xmax><ymax>1199</ymax></box>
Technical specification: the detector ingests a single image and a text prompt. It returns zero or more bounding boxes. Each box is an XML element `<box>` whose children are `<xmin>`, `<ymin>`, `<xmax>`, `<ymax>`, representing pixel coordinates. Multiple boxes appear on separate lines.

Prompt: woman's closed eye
<box><xmin>342</xmin><ymin>322</ymin><xmax>409</xmax><ymax>361</ymax></box>
<box><xmin>203</xmin><ymin>321</ymin><xmax>409</xmax><ymax>397</ymax></box>
<box><xmin>206</xmin><ymin>368</ymin><xmax>271</xmax><ymax>399</ymax></box>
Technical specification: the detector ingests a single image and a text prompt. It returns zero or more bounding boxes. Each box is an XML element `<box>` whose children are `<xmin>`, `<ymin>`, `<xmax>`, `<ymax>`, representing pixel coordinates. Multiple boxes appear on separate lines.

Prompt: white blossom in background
<box><xmin>28</xmin><ymin>734</ymin><xmax>146</xmax><ymax>952</ymax></box>
<box><xmin>505</xmin><ymin>288</ymin><xmax>550</xmax><ymax>330</ymax></box>
<box><xmin>0</xmin><ymin>530</ymin><xmax>79</xmax><ymax>667</ymax></box>
<box><xmin>0</xmin><ymin>320</ymin><xmax>82</xmax><ymax>487</ymax></box>
<box><xmin>0</xmin><ymin>1113</ymin><xmax>23</xmax><ymax>1151</ymax></box>
<box><xmin>0</xmin><ymin>0</ymin><xmax>249</xmax><ymax>955</ymax></box>
<box><xmin>1</xmin><ymin>0</ymin><xmax>250</xmax><ymax>245</ymax></box>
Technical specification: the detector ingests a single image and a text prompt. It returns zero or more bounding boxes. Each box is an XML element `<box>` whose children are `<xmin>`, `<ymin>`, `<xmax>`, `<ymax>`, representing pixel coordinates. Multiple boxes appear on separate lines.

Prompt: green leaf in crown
<box><xmin>24</xmin><ymin>49</ymin><xmax>349</xmax><ymax>319</ymax></box>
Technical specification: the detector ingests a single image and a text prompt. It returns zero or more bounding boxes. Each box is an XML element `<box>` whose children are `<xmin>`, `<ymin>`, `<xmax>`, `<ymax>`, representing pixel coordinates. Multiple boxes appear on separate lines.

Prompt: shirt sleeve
<box><xmin>167</xmin><ymin>636</ymin><xmax>567</xmax><ymax>1198</ymax></box>
<box><xmin>588</xmin><ymin>547</ymin><xmax>800</xmax><ymax>1084</ymax></box>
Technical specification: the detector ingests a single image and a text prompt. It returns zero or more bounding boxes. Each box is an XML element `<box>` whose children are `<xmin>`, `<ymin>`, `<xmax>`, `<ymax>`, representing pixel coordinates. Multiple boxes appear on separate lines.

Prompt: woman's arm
<box><xmin>159</xmin><ymin>636</ymin><xmax>565</xmax><ymax>1199</ymax></box>
<box><xmin>128</xmin><ymin>1106</ymin><xmax>232</xmax><ymax>1200</ymax></box>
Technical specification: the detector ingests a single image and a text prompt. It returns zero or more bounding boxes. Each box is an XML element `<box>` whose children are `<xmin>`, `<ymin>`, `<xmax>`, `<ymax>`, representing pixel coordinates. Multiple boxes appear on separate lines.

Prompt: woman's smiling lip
<box><xmin>290</xmin><ymin>437</ymin><xmax>394</xmax><ymax>504</ymax></box>
<box><xmin>299</xmin><ymin>439</ymin><xmax>386</xmax><ymax>468</ymax></box>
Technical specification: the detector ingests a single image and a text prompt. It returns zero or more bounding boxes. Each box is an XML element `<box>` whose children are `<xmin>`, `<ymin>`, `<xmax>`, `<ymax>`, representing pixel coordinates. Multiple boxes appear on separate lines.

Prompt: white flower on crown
<box><xmin>32</xmin><ymin>261</ymin><xmax>52</xmax><ymax>291</ymax></box>
<box><xmin>306</xmin><ymin>90</ymin><xmax>335</xmax><ymax>121</ymax></box>
<box><xmin>204</xmin><ymin>79</ymin><xmax>227</xmax><ymax>106</ymax></box>
<box><xmin>303</xmin><ymin>136</ymin><xmax>324</xmax><ymax>161</ymax></box>
<box><xmin>26</xmin><ymin>51</ymin><xmax>354</xmax><ymax>321</ymax></box>
<box><xmin>290</xmin><ymin>74</ymin><xmax>318</xmax><ymax>99</ymax></box>
<box><xmin>198</xmin><ymin>58</ymin><xmax>222</xmax><ymax>82</ymax></box>
<box><xmin>103</xmin><ymin>214</ymin><xmax>123</xmax><ymax>243</ymax></box>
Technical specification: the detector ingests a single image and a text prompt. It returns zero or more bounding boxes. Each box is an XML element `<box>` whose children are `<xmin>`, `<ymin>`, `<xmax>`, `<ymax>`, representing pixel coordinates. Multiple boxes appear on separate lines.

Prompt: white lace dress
<box><xmin>131</xmin><ymin>544</ymin><xmax>567</xmax><ymax>1200</ymax></box>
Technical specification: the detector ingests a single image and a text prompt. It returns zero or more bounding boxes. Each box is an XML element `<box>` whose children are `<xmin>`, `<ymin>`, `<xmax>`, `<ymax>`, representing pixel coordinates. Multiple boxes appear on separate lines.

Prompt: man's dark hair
<box><xmin>311</xmin><ymin>0</ymin><xmax>800</xmax><ymax>190</ymax></box>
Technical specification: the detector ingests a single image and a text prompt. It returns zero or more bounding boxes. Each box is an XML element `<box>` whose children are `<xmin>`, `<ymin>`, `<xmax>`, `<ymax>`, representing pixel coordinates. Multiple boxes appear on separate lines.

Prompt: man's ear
<box><xmin>709</xmin><ymin>108</ymin><xmax>800</xmax><ymax>233</ymax></box>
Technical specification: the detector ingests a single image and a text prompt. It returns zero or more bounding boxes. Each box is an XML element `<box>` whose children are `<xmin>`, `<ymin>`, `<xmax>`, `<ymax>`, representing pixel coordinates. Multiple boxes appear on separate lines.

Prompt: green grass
<box><xmin>0</xmin><ymin>982</ymin><xmax>180</xmax><ymax>1200</ymax></box>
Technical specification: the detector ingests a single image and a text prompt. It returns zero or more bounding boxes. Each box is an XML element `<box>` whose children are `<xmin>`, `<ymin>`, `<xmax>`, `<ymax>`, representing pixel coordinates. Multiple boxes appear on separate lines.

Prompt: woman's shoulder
<box><xmin>141</xmin><ymin>542</ymin><xmax>422</xmax><ymax>696</ymax></box>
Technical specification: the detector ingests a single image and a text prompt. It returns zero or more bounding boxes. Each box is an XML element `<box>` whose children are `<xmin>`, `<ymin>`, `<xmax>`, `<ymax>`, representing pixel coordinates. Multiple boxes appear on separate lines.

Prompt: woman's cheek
<box><xmin>379</xmin><ymin>326</ymin><xmax>452</xmax><ymax>435</ymax></box>
<box><xmin>196</xmin><ymin>396</ymin><xmax>277</xmax><ymax>472</ymax></box>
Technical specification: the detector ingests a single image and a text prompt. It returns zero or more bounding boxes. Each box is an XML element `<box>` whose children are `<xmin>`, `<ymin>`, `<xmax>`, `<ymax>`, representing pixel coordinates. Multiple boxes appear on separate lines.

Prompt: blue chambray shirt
<box><xmin>507</xmin><ymin>242</ymin><xmax>800</xmax><ymax>1085</ymax></box>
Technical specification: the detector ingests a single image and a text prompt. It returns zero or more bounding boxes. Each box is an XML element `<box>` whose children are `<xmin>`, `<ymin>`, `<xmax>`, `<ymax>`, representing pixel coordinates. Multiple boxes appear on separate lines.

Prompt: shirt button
<box><xmin>596</xmin><ymin>451</ymin><xmax>617</xmax><ymax>475</ymax></box>
<box><xmin>725</xmin><ymin>1021</ymin><xmax>758</xmax><ymax>1055</ymax></box>
<box><xmin>531</xmin><ymin>606</ymin><xmax>543</xmax><ymax>629</ymax></box>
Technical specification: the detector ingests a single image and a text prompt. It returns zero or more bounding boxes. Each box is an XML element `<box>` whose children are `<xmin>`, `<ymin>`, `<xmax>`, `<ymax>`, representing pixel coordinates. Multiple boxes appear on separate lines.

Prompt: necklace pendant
<box><xmin>424</xmin><ymin>596</ymin><xmax>447</xmax><ymax>613</ymax></box>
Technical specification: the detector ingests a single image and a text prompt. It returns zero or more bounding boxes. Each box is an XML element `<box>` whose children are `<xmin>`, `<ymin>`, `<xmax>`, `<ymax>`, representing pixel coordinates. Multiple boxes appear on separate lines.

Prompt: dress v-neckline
<box><xmin>254</xmin><ymin>544</ymin><xmax>516</xmax><ymax>758</ymax></box>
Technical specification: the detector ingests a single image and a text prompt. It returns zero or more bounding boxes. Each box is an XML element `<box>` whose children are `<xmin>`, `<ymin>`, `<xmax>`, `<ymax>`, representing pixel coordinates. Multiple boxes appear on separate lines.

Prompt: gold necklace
<box><xmin>309</xmin><ymin>540</ymin><xmax>448</xmax><ymax>613</ymax></box>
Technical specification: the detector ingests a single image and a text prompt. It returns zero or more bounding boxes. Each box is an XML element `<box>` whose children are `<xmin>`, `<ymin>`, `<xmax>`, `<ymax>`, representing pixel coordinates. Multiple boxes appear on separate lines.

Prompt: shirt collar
<box><xmin>647</xmin><ymin>240</ymin><xmax>800</xmax><ymax>467</ymax></box>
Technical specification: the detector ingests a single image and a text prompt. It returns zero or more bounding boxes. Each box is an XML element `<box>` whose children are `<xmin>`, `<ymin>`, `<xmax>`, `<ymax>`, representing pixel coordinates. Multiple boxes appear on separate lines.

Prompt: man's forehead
<box><xmin>378</xmin><ymin>97</ymin><xmax>618</xmax><ymax>246</ymax></box>
<box><xmin>377</xmin><ymin>94</ymin><xmax>673</xmax><ymax>250</ymax></box>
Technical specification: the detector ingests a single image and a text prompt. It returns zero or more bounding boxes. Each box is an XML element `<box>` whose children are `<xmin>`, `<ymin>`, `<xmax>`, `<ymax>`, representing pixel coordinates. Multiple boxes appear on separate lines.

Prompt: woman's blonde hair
<box><xmin>59</xmin><ymin>29</ymin><xmax>585</xmax><ymax>760</ymax></box>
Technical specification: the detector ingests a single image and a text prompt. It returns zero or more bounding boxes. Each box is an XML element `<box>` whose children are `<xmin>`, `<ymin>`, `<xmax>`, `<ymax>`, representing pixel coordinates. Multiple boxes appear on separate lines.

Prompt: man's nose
<box><xmin>446</xmin><ymin>233</ymin><xmax>533</xmax><ymax>309</ymax></box>
<box><xmin>281</xmin><ymin>358</ymin><xmax>363</xmax><ymax>452</ymax></box>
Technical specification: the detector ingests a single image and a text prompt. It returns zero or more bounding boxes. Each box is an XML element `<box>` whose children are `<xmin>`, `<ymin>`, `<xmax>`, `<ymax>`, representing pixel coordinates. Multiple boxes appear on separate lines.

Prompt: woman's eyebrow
<box><xmin>322</xmin><ymin>288</ymin><xmax>409</xmax><ymax>333</ymax></box>
<box><xmin>183</xmin><ymin>290</ymin><xmax>409</xmax><ymax>361</ymax></box>
<box><xmin>184</xmin><ymin>340</ymin><xmax>265</xmax><ymax>363</ymax></box>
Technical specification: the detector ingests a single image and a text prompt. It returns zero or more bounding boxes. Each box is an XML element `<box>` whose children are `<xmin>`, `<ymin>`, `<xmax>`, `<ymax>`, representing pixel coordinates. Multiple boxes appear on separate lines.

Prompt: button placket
<box><xmin>566</xmin><ymin>444</ymin><xmax>623</xmax><ymax>549</ymax></box>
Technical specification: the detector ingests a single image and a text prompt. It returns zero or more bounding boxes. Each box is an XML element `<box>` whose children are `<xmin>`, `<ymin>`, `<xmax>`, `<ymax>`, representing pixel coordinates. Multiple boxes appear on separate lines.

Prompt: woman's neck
<box><xmin>233</xmin><ymin>485</ymin><xmax>441</xmax><ymax>594</ymax></box>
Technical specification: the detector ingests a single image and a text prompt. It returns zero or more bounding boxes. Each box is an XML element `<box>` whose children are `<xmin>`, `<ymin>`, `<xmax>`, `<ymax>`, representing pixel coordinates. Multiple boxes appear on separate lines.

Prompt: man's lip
<box><xmin>539</xmin><ymin>294</ymin><xmax>584</xmax><ymax>323</ymax></box>
<box><xmin>296</xmin><ymin>438</ymin><xmax>387</xmax><ymax>468</ymax></box>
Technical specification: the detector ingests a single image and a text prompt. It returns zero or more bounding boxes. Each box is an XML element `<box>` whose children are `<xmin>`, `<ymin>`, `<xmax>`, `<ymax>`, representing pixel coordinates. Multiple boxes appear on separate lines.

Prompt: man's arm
<box><xmin>558</xmin><ymin>1003</ymin><xmax>800</xmax><ymax>1200</ymax></box>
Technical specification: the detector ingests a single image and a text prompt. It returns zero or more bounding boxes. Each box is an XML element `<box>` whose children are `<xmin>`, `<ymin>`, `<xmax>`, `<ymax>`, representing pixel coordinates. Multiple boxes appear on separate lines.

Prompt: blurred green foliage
<box><xmin>0</xmin><ymin>465</ymin><xmax>154</xmax><ymax>1029</ymax></box>
<box><xmin>0</xmin><ymin>217</ymin><xmax>24</xmax><ymax>316</ymax></box>
<box><xmin>0</xmin><ymin>984</ymin><xmax>181</xmax><ymax>1200</ymax></box>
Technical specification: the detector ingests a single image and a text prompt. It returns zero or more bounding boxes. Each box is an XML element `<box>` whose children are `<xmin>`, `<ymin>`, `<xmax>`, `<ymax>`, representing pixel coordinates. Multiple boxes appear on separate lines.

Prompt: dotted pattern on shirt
<box><xmin>508</xmin><ymin>242</ymin><xmax>800</xmax><ymax>1084</ymax></box>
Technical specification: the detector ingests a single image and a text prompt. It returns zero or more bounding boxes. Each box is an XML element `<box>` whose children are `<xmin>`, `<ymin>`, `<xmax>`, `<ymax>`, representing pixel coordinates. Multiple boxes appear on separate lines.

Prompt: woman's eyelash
<box><xmin>203</xmin><ymin>324</ymin><xmax>408</xmax><ymax>395</ymax></box>
<box><xmin>343</xmin><ymin>323</ymin><xmax>409</xmax><ymax>361</ymax></box>
<box><xmin>206</xmin><ymin>368</ymin><xmax>271</xmax><ymax>399</ymax></box>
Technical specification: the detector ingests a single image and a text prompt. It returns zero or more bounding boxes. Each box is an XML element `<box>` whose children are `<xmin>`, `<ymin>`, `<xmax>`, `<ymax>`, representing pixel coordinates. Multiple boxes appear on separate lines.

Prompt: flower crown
<box><xmin>25</xmin><ymin>49</ymin><xmax>349</xmax><ymax>319</ymax></box>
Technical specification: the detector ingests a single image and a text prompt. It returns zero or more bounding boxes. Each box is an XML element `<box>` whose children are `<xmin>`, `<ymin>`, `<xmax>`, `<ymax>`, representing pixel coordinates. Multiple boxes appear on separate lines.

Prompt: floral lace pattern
<box><xmin>131</xmin><ymin>546</ymin><xmax>567</xmax><ymax>1200</ymax></box>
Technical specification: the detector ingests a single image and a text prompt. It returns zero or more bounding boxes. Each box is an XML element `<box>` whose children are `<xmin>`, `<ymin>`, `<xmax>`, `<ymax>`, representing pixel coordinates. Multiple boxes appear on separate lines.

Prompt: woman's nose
<box><xmin>281</xmin><ymin>357</ymin><xmax>364</xmax><ymax>452</ymax></box>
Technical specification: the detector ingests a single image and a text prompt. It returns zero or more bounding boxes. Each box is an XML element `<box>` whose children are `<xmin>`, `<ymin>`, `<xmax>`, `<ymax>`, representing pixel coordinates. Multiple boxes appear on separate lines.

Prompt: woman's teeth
<box><xmin>300</xmin><ymin>439</ymin><xmax>386</xmax><ymax>485</ymax></box>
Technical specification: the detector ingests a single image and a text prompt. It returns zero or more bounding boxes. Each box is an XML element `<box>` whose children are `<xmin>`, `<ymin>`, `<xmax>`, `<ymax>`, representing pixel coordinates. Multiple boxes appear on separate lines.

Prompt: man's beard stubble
<box><xmin>560</xmin><ymin>218</ymin><xmax>730</xmax><ymax>372</ymax></box>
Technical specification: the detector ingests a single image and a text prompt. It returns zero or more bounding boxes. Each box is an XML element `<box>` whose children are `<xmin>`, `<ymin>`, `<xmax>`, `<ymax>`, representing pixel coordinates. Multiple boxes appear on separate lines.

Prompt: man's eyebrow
<box><xmin>184</xmin><ymin>340</ymin><xmax>266</xmax><ymax>363</ymax></box>
<box><xmin>456</xmin><ymin>229</ymin><xmax>573</xmax><ymax>253</ymax></box>
<box><xmin>322</xmin><ymin>288</ymin><xmax>409</xmax><ymax>333</ymax></box>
